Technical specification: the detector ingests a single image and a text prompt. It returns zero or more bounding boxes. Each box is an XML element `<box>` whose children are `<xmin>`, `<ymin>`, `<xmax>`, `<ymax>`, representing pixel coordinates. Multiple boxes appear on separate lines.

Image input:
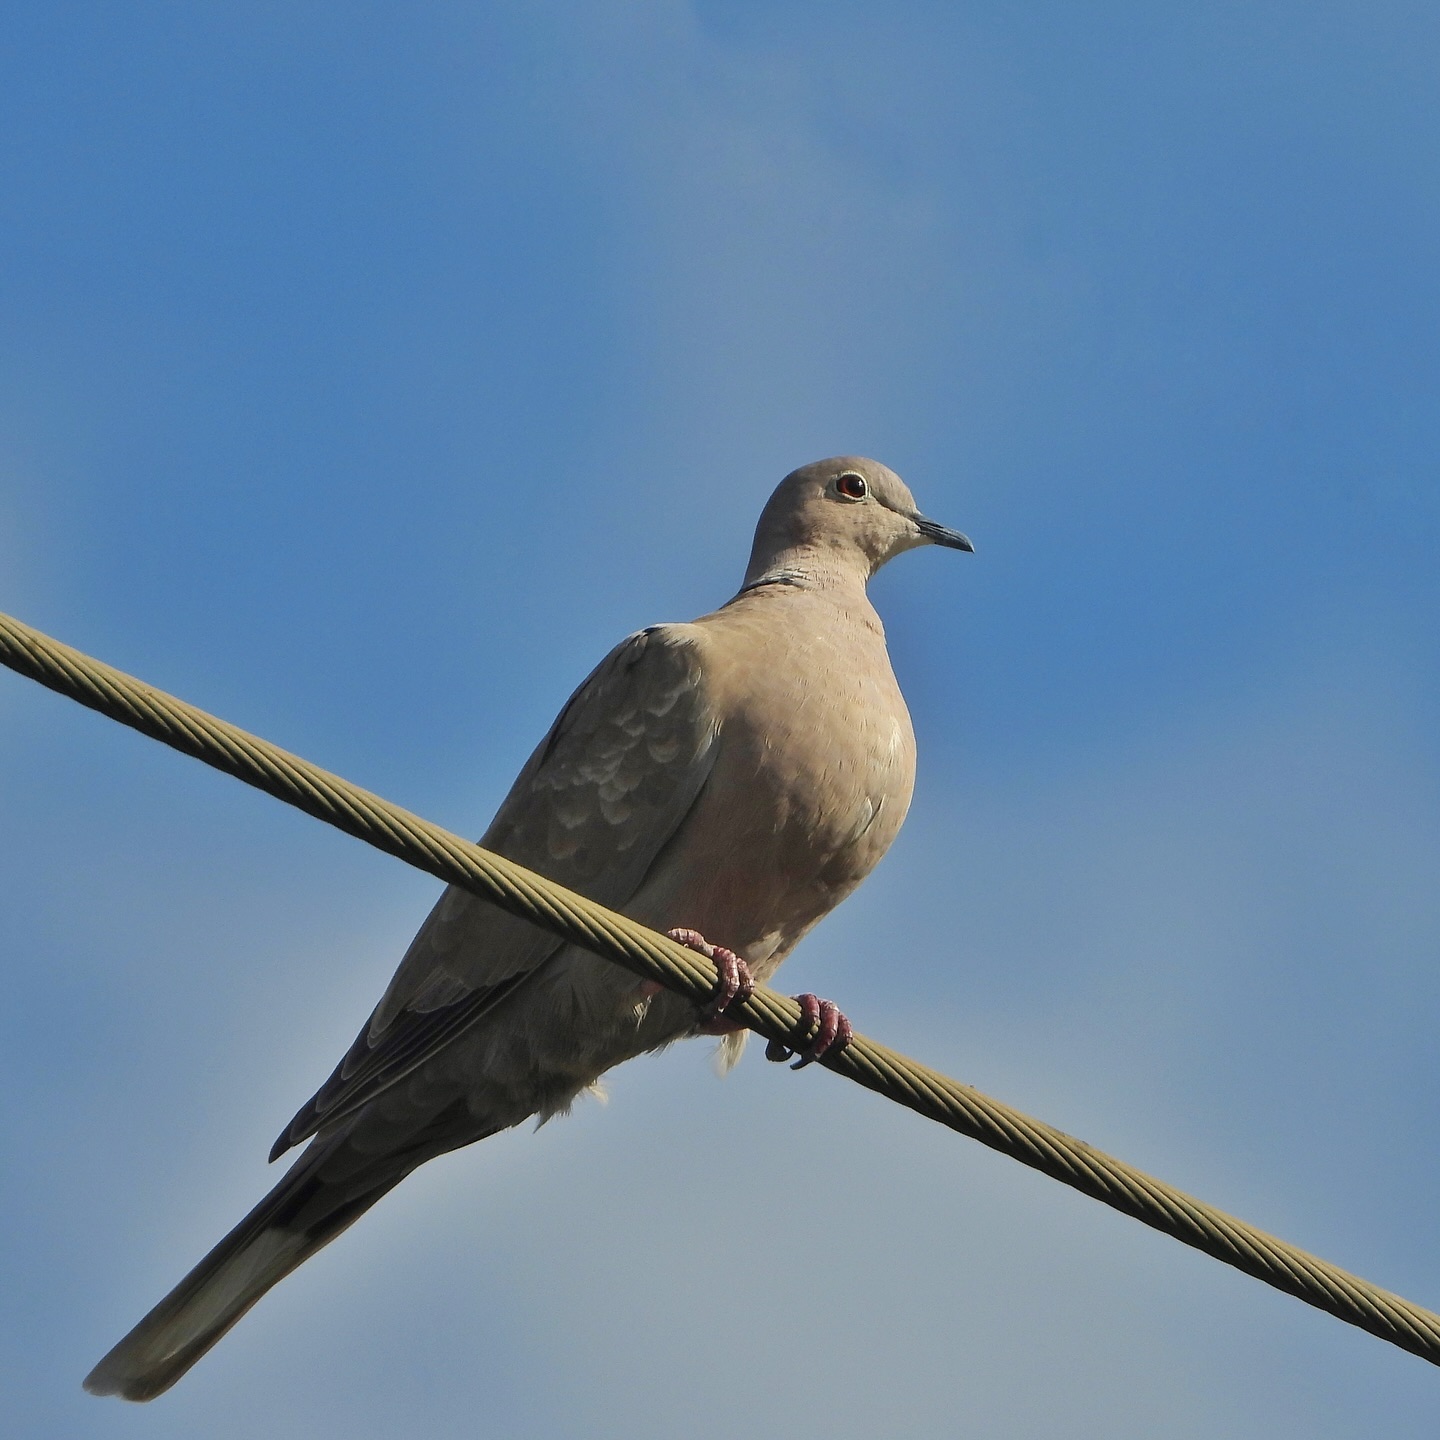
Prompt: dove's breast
<box><xmin>627</xmin><ymin>585</ymin><xmax>917</xmax><ymax>978</ymax></box>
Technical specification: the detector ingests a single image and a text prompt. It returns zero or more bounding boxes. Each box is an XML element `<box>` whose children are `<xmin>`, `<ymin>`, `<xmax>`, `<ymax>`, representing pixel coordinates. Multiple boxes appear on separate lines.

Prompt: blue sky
<box><xmin>2</xmin><ymin>2</ymin><xmax>1439</xmax><ymax>1435</ymax></box>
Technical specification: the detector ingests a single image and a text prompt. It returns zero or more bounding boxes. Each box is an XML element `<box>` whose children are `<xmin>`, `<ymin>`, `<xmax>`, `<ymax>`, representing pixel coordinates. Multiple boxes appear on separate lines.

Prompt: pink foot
<box><xmin>765</xmin><ymin>993</ymin><xmax>853</xmax><ymax>1070</ymax></box>
<box><xmin>666</xmin><ymin>927</ymin><xmax>755</xmax><ymax>1030</ymax></box>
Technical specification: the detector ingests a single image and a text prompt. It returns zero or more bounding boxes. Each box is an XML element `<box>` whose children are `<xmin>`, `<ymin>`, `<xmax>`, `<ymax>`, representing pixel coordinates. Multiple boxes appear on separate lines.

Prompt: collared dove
<box><xmin>85</xmin><ymin>456</ymin><xmax>973</xmax><ymax>1401</ymax></box>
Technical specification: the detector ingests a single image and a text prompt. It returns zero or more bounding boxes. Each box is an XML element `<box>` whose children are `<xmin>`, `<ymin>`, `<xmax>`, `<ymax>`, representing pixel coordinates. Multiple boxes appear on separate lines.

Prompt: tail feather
<box><xmin>84</xmin><ymin>1137</ymin><xmax>404</xmax><ymax>1402</ymax></box>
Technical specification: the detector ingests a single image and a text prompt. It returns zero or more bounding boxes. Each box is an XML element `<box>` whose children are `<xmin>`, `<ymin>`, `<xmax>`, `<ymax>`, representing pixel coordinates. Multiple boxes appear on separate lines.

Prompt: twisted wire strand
<box><xmin>2</xmin><ymin>607</ymin><xmax>1438</xmax><ymax>1365</ymax></box>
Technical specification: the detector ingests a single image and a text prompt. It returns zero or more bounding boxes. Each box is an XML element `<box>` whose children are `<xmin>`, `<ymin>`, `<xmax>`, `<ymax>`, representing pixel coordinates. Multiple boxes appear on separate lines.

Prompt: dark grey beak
<box><xmin>915</xmin><ymin>515</ymin><xmax>975</xmax><ymax>553</ymax></box>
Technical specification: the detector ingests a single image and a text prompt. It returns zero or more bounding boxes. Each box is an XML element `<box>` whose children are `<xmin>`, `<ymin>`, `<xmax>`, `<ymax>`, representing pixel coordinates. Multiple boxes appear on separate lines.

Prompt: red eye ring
<box><xmin>835</xmin><ymin>472</ymin><xmax>868</xmax><ymax>500</ymax></box>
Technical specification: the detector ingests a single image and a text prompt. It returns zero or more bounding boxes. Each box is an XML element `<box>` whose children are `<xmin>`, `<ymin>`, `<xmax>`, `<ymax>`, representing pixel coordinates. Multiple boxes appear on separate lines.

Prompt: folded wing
<box><xmin>270</xmin><ymin>624</ymin><xmax>719</xmax><ymax>1158</ymax></box>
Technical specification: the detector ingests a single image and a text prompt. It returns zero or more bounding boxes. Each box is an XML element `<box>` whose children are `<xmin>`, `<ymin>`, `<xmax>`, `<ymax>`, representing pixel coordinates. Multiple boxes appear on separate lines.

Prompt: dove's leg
<box><xmin>654</xmin><ymin>932</ymin><xmax>851</xmax><ymax>1068</ymax></box>
<box><xmin>661</xmin><ymin>927</ymin><xmax>755</xmax><ymax>1029</ymax></box>
<box><xmin>765</xmin><ymin>993</ymin><xmax>853</xmax><ymax>1070</ymax></box>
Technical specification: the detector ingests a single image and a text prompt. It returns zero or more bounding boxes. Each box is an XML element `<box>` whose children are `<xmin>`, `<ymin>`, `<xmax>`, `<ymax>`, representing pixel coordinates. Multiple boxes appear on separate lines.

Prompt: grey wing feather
<box><xmin>271</xmin><ymin>625</ymin><xmax>718</xmax><ymax>1157</ymax></box>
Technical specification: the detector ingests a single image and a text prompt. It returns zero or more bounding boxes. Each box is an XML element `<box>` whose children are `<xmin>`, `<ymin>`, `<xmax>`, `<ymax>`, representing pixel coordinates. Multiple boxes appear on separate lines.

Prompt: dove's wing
<box><xmin>271</xmin><ymin>624</ymin><xmax>719</xmax><ymax>1157</ymax></box>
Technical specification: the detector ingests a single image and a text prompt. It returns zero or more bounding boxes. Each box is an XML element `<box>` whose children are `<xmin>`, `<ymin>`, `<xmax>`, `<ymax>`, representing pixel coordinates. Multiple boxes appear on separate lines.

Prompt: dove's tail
<box><xmin>84</xmin><ymin>1130</ymin><xmax>410</xmax><ymax>1402</ymax></box>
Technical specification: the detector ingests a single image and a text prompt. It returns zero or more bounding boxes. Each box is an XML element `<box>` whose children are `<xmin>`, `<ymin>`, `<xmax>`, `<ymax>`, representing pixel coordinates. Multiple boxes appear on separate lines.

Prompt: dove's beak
<box><xmin>915</xmin><ymin>516</ymin><xmax>975</xmax><ymax>553</ymax></box>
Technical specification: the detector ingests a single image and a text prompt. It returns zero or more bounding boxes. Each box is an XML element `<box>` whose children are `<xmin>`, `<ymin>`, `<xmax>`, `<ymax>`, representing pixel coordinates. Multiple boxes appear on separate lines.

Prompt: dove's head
<box><xmin>742</xmin><ymin>456</ymin><xmax>972</xmax><ymax>591</ymax></box>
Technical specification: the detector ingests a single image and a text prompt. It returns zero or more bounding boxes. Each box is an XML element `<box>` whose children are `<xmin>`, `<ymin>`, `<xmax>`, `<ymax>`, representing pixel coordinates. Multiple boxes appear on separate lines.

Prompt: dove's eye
<box><xmin>834</xmin><ymin>472</ymin><xmax>868</xmax><ymax>501</ymax></box>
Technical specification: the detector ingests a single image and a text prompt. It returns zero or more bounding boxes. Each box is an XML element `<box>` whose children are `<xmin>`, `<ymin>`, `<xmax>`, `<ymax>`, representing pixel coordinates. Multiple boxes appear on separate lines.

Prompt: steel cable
<box><xmin>3</xmin><ymin>607</ymin><xmax>1438</xmax><ymax>1365</ymax></box>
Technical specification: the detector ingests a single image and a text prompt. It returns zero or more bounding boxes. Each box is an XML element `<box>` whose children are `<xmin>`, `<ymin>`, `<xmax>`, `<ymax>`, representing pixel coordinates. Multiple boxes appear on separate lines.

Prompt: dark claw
<box><xmin>766</xmin><ymin>993</ymin><xmax>853</xmax><ymax>1069</ymax></box>
<box><xmin>667</xmin><ymin>927</ymin><xmax>754</xmax><ymax>1022</ymax></box>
